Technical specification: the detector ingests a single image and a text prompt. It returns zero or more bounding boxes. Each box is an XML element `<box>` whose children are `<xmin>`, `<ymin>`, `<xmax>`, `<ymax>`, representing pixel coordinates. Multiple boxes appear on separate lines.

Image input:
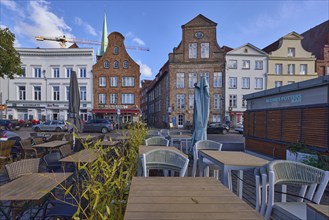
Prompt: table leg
<box><xmin>221</xmin><ymin>166</ymin><xmax>230</xmax><ymax>190</ymax></box>
<box><xmin>198</xmin><ymin>154</ymin><xmax>204</xmax><ymax>177</ymax></box>
<box><xmin>237</xmin><ymin>170</ymin><xmax>243</xmax><ymax>199</ymax></box>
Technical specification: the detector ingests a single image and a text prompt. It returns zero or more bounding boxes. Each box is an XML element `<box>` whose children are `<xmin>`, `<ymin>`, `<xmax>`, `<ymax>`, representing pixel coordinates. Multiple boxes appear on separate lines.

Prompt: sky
<box><xmin>1</xmin><ymin>0</ymin><xmax>328</xmax><ymax>81</ymax></box>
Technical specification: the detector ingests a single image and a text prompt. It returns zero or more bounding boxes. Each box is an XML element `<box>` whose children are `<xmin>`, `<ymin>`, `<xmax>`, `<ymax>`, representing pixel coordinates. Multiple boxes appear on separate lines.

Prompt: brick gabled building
<box><xmin>92</xmin><ymin>31</ymin><xmax>140</xmax><ymax>125</ymax></box>
<box><xmin>301</xmin><ymin>20</ymin><xmax>329</xmax><ymax>76</ymax></box>
<box><xmin>146</xmin><ymin>14</ymin><xmax>226</xmax><ymax>129</ymax></box>
<box><xmin>140</xmin><ymin>79</ymin><xmax>152</xmax><ymax>123</ymax></box>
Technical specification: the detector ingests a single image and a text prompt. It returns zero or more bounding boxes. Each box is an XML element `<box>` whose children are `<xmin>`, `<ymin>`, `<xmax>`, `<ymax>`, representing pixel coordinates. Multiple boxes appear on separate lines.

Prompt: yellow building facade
<box><xmin>263</xmin><ymin>32</ymin><xmax>317</xmax><ymax>89</ymax></box>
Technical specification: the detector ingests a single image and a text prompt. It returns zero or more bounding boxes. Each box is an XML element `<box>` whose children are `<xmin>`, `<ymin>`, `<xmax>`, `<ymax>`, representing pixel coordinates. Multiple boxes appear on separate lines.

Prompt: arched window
<box><xmin>114</xmin><ymin>46</ymin><xmax>119</xmax><ymax>54</ymax></box>
<box><xmin>104</xmin><ymin>60</ymin><xmax>110</xmax><ymax>68</ymax></box>
<box><xmin>114</xmin><ymin>60</ymin><xmax>119</xmax><ymax>69</ymax></box>
<box><xmin>123</xmin><ymin>60</ymin><xmax>129</xmax><ymax>69</ymax></box>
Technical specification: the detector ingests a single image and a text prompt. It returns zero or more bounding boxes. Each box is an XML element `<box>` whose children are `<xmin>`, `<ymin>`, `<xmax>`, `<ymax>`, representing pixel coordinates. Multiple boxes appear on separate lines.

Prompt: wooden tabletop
<box><xmin>169</xmin><ymin>134</ymin><xmax>192</xmax><ymax>139</ymax></box>
<box><xmin>114</xmin><ymin>136</ymin><xmax>130</xmax><ymax>141</ymax></box>
<box><xmin>0</xmin><ymin>172</ymin><xmax>72</xmax><ymax>201</ymax></box>
<box><xmin>139</xmin><ymin>145</ymin><xmax>188</xmax><ymax>157</ymax></box>
<box><xmin>124</xmin><ymin>177</ymin><xmax>263</xmax><ymax>220</ymax></box>
<box><xmin>307</xmin><ymin>204</ymin><xmax>329</xmax><ymax>218</ymax></box>
<box><xmin>100</xmin><ymin>140</ymin><xmax>120</xmax><ymax>147</ymax></box>
<box><xmin>33</xmin><ymin>140</ymin><xmax>69</xmax><ymax>149</ymax></box>
<box><xmin>59</xmin><ymin>149</ymin><xmax>99</xmax><ymax>163</ymax></box>
<box><xmin>200</xmin><ymin>151</ymin><xmax>269</xmax><ymax>167</ymax></box>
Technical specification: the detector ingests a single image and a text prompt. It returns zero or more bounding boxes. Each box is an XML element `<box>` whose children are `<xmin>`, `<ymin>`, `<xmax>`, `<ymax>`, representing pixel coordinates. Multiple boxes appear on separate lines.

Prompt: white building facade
<box><xmin>225</xmin><ymin>43</ymin><xmax>268</xmax><ymax>126</ymax></box>
<box><xmin>0</xmin><ymin>48</ymin><xmax>94</xmax><ymax>121</ymax></box>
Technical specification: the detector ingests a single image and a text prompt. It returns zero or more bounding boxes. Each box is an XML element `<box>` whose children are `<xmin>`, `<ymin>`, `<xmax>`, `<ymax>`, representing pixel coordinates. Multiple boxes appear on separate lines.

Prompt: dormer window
<box><xmin>114</xmin><ymin>46</ymin><xmax>119</xmax><ymax>55</ymax></box>
<box><xmin>104</xmin><ymin>60</ymin><xmax>110</xmax><ymax>68</ymax></box>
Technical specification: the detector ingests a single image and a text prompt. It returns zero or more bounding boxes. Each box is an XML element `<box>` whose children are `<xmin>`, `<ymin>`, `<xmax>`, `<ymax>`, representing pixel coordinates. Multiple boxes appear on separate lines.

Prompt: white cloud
<box><xmin>14</xmin><ymin>38</ymin><xmax>21</xmax><ymax>47</ymax></box>
<box><xmin>74</xmin><ymin>17</ymin><xmax>97</xmax><ymax>36</ymax></box>
<box><xmin>0</xmin><ymin>0</ymin><xmax>24</xmax><ymax>15</ymax></box>
<box><xmin>137</xmin><ymin>60</ymin><xmax>153</xmax><ymax>78</ymax></box>
<box><xmin>125</xmin><ymin>32</ymin><xmax>146</xmax><ymax>46</ymax></box>
<box><xmin>13</xmin><ymin>0</ymin><xmax>73</xmax><ymax>48</ymax></box>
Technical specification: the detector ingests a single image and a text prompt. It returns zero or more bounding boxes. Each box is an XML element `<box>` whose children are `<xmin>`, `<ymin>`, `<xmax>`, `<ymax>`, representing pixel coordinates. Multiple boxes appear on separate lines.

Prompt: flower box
<box><xmin>286</xmin><ymin>150</ymin><xmax>318</xmax><ymax>162</ymax></box>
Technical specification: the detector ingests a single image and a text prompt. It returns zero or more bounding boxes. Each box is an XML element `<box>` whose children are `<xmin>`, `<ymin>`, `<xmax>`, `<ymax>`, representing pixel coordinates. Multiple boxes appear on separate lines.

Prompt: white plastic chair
<box><xmin>145</xmin><ymin>137</ymin><xmax>169</xmax><ymax>146</ymax></box>
<box><xmin>192</xmin><ymin>140</ymin><xmax>222</xmax><ymax>178</ymax></box>
<box><xmin>142</xmin><ymin>149</ymin><xmax>189</xmax><ymax>177</ymax></box>
<box><xmin>254</xmin><ymin>166</ymin><xmax>269</xmax><ymax>216</ymax></box>
<box><xmin>264</xmin><ymin>160</ymin><xmax>329</xmax><ymax>220</ymax></box>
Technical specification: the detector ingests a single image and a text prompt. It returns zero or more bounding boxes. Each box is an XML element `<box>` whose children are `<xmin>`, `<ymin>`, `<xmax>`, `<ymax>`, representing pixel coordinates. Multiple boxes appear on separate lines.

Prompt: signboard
<box><xmin>117</xmin><ymin>108</ymin><xmax>121</xmax><ymax>115</ymax></box>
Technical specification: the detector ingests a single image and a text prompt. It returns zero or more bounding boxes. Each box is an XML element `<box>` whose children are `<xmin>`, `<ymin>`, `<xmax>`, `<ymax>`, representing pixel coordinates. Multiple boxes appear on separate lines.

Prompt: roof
<box><xmin>301</xmin><ymin>20</ymin><xmax>329</xmax><ymax>60</ymax></box>
<box><xmin>227</xmin><ymin>43</ymin><xmax>268</xmax><ymax>56</ymax></box>
<box><xmin>244</xmin><ymin>75</ymin><xmax>329</xmax><ymax>100</ymax></box>
<box><xmin>263</xmin><ymin>32</ymin><xmax>303</xmax><ymax>53</ymax></box>
<box><xmin>182</xmin><ymin>14</ymin><xmax>217</xmax><ymax>28</ymax></box>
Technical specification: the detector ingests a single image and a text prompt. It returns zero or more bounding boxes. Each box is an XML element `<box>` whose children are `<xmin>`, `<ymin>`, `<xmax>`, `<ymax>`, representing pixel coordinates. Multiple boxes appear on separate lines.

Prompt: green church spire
<box><xmin>98</xmin><ymin>13</ymin><xmax>108</xmax><ymax>56</ymax></box>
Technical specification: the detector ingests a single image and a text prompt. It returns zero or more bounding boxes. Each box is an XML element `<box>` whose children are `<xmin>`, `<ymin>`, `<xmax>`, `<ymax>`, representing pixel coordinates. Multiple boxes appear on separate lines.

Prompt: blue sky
<box><xmin>1</xmin><ymin>0</ymin><xmax>328</xmax><ymax>80</ymax></box>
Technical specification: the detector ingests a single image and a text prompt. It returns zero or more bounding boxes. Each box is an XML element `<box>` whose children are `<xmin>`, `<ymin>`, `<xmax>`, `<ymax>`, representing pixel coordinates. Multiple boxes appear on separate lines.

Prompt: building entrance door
<box><xmin>178</xmin><ymin>114</ymin><xmax>184</xmax><ymax>128</ymax></box>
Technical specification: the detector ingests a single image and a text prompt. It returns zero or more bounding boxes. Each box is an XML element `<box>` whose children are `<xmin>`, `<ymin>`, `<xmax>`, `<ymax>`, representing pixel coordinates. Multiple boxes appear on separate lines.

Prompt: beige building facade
<box><xmin>263</xmin><ymin>32</ymin><xmax>317</xmax><ymax>89</ymax></box>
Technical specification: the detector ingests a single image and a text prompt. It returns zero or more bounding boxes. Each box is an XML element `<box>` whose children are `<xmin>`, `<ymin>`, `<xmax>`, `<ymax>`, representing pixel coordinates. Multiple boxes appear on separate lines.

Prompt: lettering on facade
<box><xmin>98</xmin><ymin>105</ymin><xmax>128</xmax><ymax>109</ymax></box>
<box><xmin>266</xmin><ymin>94</ymin><xmax>302</xmax><ymax>104</ymax></box>
<box><xmin>47</xmin><ymin>104</ymin><xmax>60</xmax><ymax>107</ymax></box>
<box><xmin>22</xmin><ymin>103</ymin><xmax>41</xmax><ymax>107</ymax></box>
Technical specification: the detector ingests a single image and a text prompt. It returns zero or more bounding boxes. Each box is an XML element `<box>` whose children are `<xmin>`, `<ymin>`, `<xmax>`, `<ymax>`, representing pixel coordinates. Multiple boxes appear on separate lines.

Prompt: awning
<box><xmin>92</xmin><ymin>109</ymin><xmax>140</xmax><ymax>114</ymax></box>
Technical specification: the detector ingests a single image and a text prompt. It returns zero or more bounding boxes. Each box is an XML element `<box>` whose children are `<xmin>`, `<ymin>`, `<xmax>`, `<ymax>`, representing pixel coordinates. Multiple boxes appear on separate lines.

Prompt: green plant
<box><xmin>286</xmin><ymin>142</ymin><xmax>315</xmax><ymax>155</ymax></box>
<box><xmin>53</xmin><ymin>122</ymin><xmax>147</xmax><ymax>219</ymax></box>
<box><xmin>303</xmin><ymin>154</ymin><xmax>329</xmax><ymax>171</ymax></box>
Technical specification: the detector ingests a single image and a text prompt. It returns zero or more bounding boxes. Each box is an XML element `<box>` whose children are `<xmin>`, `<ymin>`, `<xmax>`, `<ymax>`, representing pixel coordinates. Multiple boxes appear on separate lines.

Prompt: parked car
<box><xmin>32</xmin><ymin>120</ymin><xmax>68</xmax><ymax>132</ymax></box>
<box><xmin>207</xmin><ymin>122</ymin><xmax>230</xmax><ymax>134</ymax></box>
<box><xmin>0</xmin><ymin>119</ymin><xmax>21</xmax><ymax>130</ymax></box>
<box><xmin>0</xmin><ymin>130</ymin><xmax>21</xmax><ymax>146</ymax></box>
<box><xmin>83</xmin><ymin>119</ymin><xmax>114</xmax><ymax>134</ymax></box>
<box><xmin>235</xmin><ymin>123</ymin><xmax>244</xmax><ymax>134</ymax></box>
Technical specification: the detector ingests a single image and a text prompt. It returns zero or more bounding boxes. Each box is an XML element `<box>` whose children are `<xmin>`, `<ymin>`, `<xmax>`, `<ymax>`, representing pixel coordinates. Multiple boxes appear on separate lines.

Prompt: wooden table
<box><xmin>114</xmin><ymin>136</ymin><xmax>130</xmax><ymax>141</ymax></box>
<box><xmin>124</xmin><ymin>177</ymin><xmax>263</xmax><ymax>220</ymax></box>
<box><xmin>307</xmin><ymin>204</ymin><xmax>329</xmax><ymax>220</ymax></box>
<box><xmin>169</xmin><ymin>134</ymin><xmax>192</xmax><ymax>153</ymax></box>
<box><xmin>33</xmin><ymin>140</ymin><xmax>69</xmax><ymax>152</ymax></box>
<box><xmin>59</xmin><ymin>149</ymin><xmax>99</xmax><ymax>163</ymax></box>
<box><xmin>0</xmin><ymin>172</ymin><xmax>72</xmax><ymax>219</ymax></box>
<box><xmin>138</xmin><ymin>145</ymin><xmax>188</xmax><ymax>176</ymax></box>
<box><xmin>100</xmin><ymin>140</ymin><xmax>120</xmax><ymax>147</ymax></box>
<box><xmin>199</xmin><ymin>151</ymin><xmax>269</xmax><ymax>198</ymax></box>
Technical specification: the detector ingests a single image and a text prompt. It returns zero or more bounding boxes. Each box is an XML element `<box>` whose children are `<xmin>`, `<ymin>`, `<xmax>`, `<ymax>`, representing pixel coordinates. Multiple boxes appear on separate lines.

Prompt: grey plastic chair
<box><xmin>192</xmin><ymin>140</ymin><xmax>223</xmax><ymax>177</ymax></box>
<box><xmin>142</xmin><ymin>149</ymin><xmax>189</xmax><ymax>177</ymax></box>
<box><xmin>264</xmin><ymin>160</ymin><xmax>329</xmax><ymax>220</ymax></box>
<box><xmin>145</xmin><ymin>137</ymin><xmax>169</xmax><ymax>146</ymax></box>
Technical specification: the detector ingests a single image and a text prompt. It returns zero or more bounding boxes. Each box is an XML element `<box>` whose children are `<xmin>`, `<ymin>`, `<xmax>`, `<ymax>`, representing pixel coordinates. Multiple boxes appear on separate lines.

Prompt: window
<box><xmin>104</xmin><ymin>60</ymin><xmax>110</xmax><ymax>68</ymax></box>
<box><xmin>176</xmin><ymin>73</ymin><xmax>184</xmax><ymax>88</ymax></box>
<box><xmin>122</xmin><ymin>77</ymin><xmax>135</xmax><ymax>87</ymax></box>
<box><xmin>53</xmin><ymin>86</ymin><xmax>60</xmax><ymax>101</ymax></box>
<box><xmin>123</xmin><ymin>60</ymin><xmax>128</xmax><ymax>69</ymax></box>
<box><xmin>20</xmin><ymin>67</ymin><xmax>26</xmax><ymax>77</ymax></box>
<box><xmin>200</xmin><ymin>72</ymin><xmax>209</xmax><ymax>84</ymax></box>
<box><xmin>114</xmin><ymin>46</ymin><xmax>119</xmax><ymax>54</ymax></box>
<box><xmin>188</xmin><ymin>43</ymin><xmax>197</xmax><ymax>58</ymax></box>
<box><xmin>212</xmin><ymin>115</ymin><xmax>221</xmax><ymax>123</ymax></box>
<box><xmin>66</xmin><ymin>86</ymin><xmax>70</xmax><ymax>101</ymax></box>
<box><xmin>228</xmin><ymin>60</ymin><xmax>237</xmax><ymax>69</ymax></box>
<box><xmin>66</xmin><ymin>67</ymin><xmax>72</xmax><ymax>78</ymax></box>
<box><xmin>99</xmin><ymin>76</ymin><xmax>106</xmax><ymax>87</ymax></box>
<box><xmin>275</xmin><ymin>64</ymin><xmax>282</xmax><ymax>75</ymax></box>
<box><xmin>288</xmin><ymin>81</ymin><xmax>295</xmax><ymax>85</ymax></box>
<box><xmin>326</xmin><ymin>66</ymin><xmax>329</xmax><ymax>75</ymax></box>
<box><xmin>242</xmin><ymin>60</ymin><xmax>250</xmax><ymax>69</ymax></box>
<box><xmin>99</xmin><ymin>94</ymin><xmax>106</xmax><ymax>104</ymax></box>
<box><xmin>201</xmin><ymin>43</ymin><xmax>209</xmax><ymax>58</ymax></box>
<box><xmin>80</xmin><ymin>86</ymin><xmax>86</xmax><ymax>101</ymax></box>
<box><xmin>229</xmin><ymin>77</ymin><xmax>237</xmax><ymax>89</ymax></box>
<box><xmin>255</xmin><ymin>78</ymin><xmax>263</xmax><ymax>89</ymax></box>
<box><xmin>242</xmin><ymin>77</ymin><xmax>250</xmax><ymax>89</ymax></box>
<box><xmin>288</xmin><ymin>47</ymin><xmax>295</xmax><ymax>57</ymax></box>
<box><xmin>176</xmin><ymin>94</ymin><xmax>185</xmax><ymax>109</ymax></box>
<box><xmin>18</xmin><ymin>86</ymin><xmax>26</xmax><ymax>100</ymax></box>
<box><xmin>288</xmin><ymin>64</ymin><xmax>295</xmax><ymax>75</ymax></box>
<box><xmin>255</xmin><ymin>61</ymin><xmax>263</xmax><ymax>70</ymax></box>
<box><xmin>275</xmin><ymin>81</ymin><xmax>282</xmax><ymax>88</ymax></box>
<box><xmin>34</xmin><ymin>86</ymin><xmax>41</xmax><ymax>100</ymax></box>
<box><xmin>300</xmin><ymin>64</ymin><xmax>307</xmax><ymax>75</ymax></box>
<box><xmin>110</xmin><ymin>76</ymin><xmax>118</xmax><ymax>87</ymax></box>
<box><xmin>80</xmin><ymin>67</ymin><xmax>86</xmax><ymax>78</ymax></box>
<box><xmin>110</xmin><ymin>94</ymin><xmax>118</xmax><ymax>104</ymax></box>
<box><xmin>114</xmin><ymin>61</ymin><xmax>119</xmax><ymax>69</ymax></box>
<box><xmin>53</xmin><ymin>68</ymin><xmax>60</xmax><ymax>78</ymax></box>
<box><xmin>242</xmin><ymin>98</ymin><xmax>246</xmax><ymax>108</ymax></box>
<box><xmin>34</xmin><ymin>68</ymin><xmax>41</xmax><ymax>78</ymax></box>
<box><xmin>214</xmin><ymin>94</ymin><xmax>222</xmax><ymax>109</ymax></box>
<box><xmin>189</xmin><ymin>94</ymin><xmax>194</xmax><ymax>109</ymax></box>
<box><xmin>188</xmin><ymin>73</ymin><xmax>197</xmax><ymax>88</ymax></box>
<box><xmin>122</xmin><ymin>94</ymin><xmax>134</xmax><ymax>104</ymax></box>
<box><xmin>213</xmin><ymin>72</ymin><xmax>222</xmax><ymax>88</ymax></box>
<box><xmin>229</xmin><ymin>95</ymin><xmax>237</xmax><ymax>108</ymax></box>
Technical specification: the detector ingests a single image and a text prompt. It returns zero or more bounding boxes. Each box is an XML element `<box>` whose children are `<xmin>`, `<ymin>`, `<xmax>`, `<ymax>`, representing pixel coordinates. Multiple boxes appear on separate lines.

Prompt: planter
<box><xmin>286</xmin><ymin>150</ymin><xmax>318</xmax><ymax>162</ymax></box>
